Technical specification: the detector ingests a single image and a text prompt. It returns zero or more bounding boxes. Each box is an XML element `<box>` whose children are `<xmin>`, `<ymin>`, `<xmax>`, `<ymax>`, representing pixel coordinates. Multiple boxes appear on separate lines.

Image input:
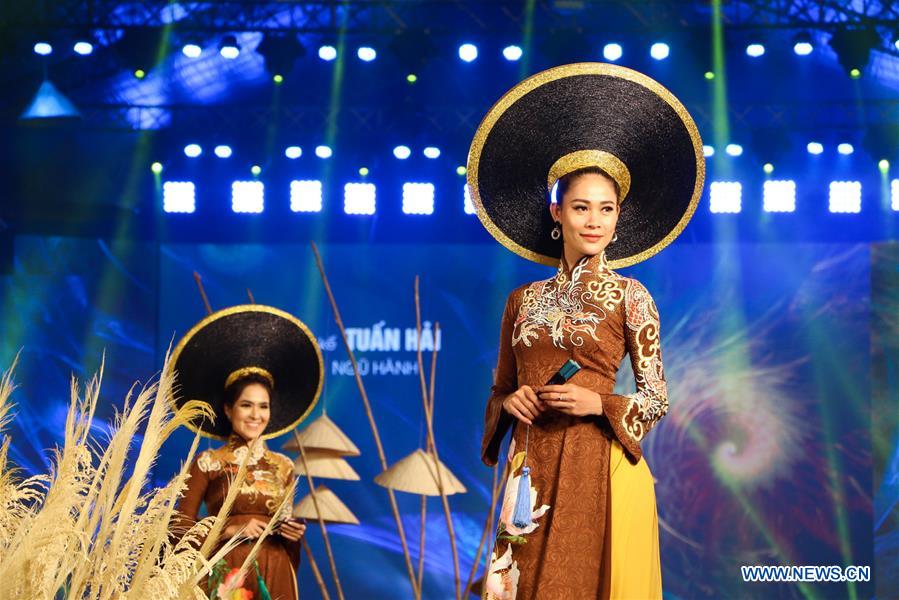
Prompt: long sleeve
<box><xmin>601</xmin><ymin>279</ymin><xmax>668</xmax><ymax>463</ymax></box>
<box><xmin>481</xmin><ymin>292</ymin><xmax>520</xmax><ymax>466</ymax></box>
<box><xmin>172</xmin><ymin>453</ymin><xmax>211</xmax><ymax>538</ymax></box>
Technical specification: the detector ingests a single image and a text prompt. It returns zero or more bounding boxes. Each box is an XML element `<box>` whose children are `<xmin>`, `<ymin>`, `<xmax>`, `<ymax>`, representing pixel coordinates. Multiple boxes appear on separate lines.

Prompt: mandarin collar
<box><xmin>556</xmin><ymin>251</ymin><xmax>612</xmax><ymax>285</ymax></box>
<box><xmin>226</xmin><ymin>433</ymin><xmax>268</xmax><ymax>461</ymax></box>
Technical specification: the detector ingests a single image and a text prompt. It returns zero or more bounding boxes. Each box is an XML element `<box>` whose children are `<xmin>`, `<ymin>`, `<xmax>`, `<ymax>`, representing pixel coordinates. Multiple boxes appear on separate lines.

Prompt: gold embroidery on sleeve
<box><xmin>621</xmin><ymin>280</ymin><xmax>668</xmax><ymax>441</ymax></box>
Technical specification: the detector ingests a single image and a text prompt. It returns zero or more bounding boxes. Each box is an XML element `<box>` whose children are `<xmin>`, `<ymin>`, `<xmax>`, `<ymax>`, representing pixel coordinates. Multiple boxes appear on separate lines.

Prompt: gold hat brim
<box><xmin>467</xmin><ymin>62</ymin><xmax>705</xmax><ymax>268</ymax></box>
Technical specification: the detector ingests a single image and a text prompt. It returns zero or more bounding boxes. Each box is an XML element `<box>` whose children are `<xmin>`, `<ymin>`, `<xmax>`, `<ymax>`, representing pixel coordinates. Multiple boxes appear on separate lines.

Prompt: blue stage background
<box><xmin>0</xmin><ymin>235</ymin><xmax>880</xmax><ymax>598</ymax></box>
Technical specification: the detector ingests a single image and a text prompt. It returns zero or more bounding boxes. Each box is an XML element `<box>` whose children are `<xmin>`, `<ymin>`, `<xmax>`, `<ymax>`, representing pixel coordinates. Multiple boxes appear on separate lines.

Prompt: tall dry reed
<box><xmin>0</xmin><ymin>353</ymin><xmax>256</xmax><ymax>600</ymax></box>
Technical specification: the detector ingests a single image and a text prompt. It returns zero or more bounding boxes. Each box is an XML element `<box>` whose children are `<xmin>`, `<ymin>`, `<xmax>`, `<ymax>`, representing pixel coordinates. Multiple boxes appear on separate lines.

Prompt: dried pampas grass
<box><xmin>0</xmin><ymin>353</ymin><xmax>255</xmax><ymax>600</ymax></box>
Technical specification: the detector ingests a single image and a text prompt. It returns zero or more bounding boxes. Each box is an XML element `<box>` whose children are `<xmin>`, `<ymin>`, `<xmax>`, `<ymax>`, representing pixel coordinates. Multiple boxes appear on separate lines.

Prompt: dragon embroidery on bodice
<box><xmin>512</xmin><ymin>253</ymin><xmax>626</xmax><ymax>350</ymax></box>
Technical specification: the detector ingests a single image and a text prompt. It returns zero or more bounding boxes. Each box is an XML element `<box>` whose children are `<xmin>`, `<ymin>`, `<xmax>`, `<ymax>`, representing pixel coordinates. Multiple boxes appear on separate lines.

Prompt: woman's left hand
<box><xmin>278</xmin><ymin>519</ymin><xmax>307</xmax><ymax>542</ymax></box>
<box><xmin>540</xmin><ymin>384</ymin><xmax>603</xmax><ymax>417</ymax></box>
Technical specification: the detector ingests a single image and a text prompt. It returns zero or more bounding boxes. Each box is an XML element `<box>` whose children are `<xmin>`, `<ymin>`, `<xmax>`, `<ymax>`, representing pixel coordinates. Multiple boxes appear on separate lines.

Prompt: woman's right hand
<box><xmin>502</xmin><ymin>385</ymin><xmax>542</xmax><ymax>426</ymax></box>
<box><xmin>224</xmin><ymin>517</ymin><xmax>268</xmax><ymax>539</ymax></box>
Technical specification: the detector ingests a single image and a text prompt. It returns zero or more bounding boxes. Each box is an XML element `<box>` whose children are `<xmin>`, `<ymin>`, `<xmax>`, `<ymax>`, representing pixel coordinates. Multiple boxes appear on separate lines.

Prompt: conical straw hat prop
<box><xmin>292</xmin><ymin>449</ymin><xmax>360</xmax><ymax>481</ymax></box>
<box><xmin>293</xmin><ymin>485</ymin><xmax>360</xmax><ymax>525</ymax></box>
<box><xmin>282</xmin><ymin>413</ymin><xmax>361</xmax><ymax>456</ymax></box>
<box><xmin>375</xmin><ymin>449</ymin><xmax>467</xmax><ymax>496</ymax></box>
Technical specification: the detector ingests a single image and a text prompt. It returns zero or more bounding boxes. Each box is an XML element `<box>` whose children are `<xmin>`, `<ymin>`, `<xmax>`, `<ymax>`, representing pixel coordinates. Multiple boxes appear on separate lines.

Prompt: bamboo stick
<box><xmin>295</xmin><ymin>433</ymin><xmax>345</xmax><ymax>600</ymax></box>
<box><xmin>302</xmin><ymin>537</ymin><xmax>332</xmax><ymax>600</ymax></box>
<box><xmin>462</xmin><ymin>461</ymin><xmax>504</xmax><ymax>598</ymax></box>
<box><xmin>414</xmin><ymin>277</ymin><xmax>461</xmax><ymax>600</ymax></box>
<box><xmin>417</xmin><ymin>495</ymin><xmax>427</xmax><ymax>593</ymax></box>
<box><xmin>192</xmin><ymin>271</ymin><xmax>213</xmax><ymax>315</ymax></box>
<box><xmin>310</xmin><ymin>241</ymin><xmax>420</xmax><ymax>600</ymax></box>
<box><xmin>417</xmin><ymin>302</ymin><xmax>441</xmax><ymax>593</ymax></box>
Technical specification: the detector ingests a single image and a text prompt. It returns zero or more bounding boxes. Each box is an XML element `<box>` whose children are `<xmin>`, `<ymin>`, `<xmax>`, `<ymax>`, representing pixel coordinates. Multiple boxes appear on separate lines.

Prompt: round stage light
<box><xmin>219</xmin><ymin>35</ymin><xmax>240</xmax><ymax>59</ymax></box>
<box><xmin>357</xmin><ymin>47</ymin><xmax>376</xmax><ymax>62</ymax></box>
<box><xmin>792</xmin><ymin>32</ymin><xmax>813</xmax><ymax>56</ymax></box>
<box><xmin>273</xmin><ymin>74</ymin><xmax>284</xmax><ymax>84</ymax></box>
<box><xmin>423</xmin><ymin>147</ymin><xmax>441</xmax><ymax>159</ymax></box>
<box><xmin>704</xmin><ymin>71</ymin><xmax>715</xmax><ymax>80</ymax></box>
<box><xmin>503</xmin><ymin>45</ymin><xmax>523</xmax><ymax>61</ymax></box>
<box><xmin>650</xmin><ymin>43</ymin><xmax>670</xmax><ymax>60</ymax></box>
<box><xmin>807</xmin><ymin>142</ymin><xmax>824</xmax><ymax>155</ymax></box>
<box><xmin>746</xmin><ymin>43</ymin><xmax>765</xmax><ymax>57</ymax></box>
<box><xmin>182</xmin><ymin>43</ymin><xmax>202</xmax><ymax>58</ymax></box>
<box><xmin>725</xmin><ymin>144</ymin><xmax>743</xmax><ymax>157</ymax></box>
<box><xmin>251</xmin><ymin>165</ymin><xmax>262</xmax><ymax>176</ymax></box>
<box><xmin>315</xmin><ymin>145</ymin><xmax>332</xmax><ymax>159</ymax></box>
<box><xmin>151</xmin><ymin>162</ymin><xmax>163</xmax><ymax>174</ymax></box>
<box><xmin>407</xmin><ymin>73</ymin><xmax>418</xmax><ymax>83</ymax></box>
<box><xmin>793</xmin><ymin>41</ymin><xmax>812</xmax><ymax>56</ymax></box>
<box><xmin>879</xmin><ymin>159</ymin><xmax>890</xmax><ymax>172</ymax></box>
<box><xmin>134</xmin><ymin>69</ymin><xmax>146</xmax><ymax>79</ymax></box>
<box><xmin>359</xmin><ymin>167</ymin><xmax>370</xmax><ymax>177</ymax></box>
<box><xmin>763</xmin><ymin>163</ymin><xmax>774</xmax><ymax>174</ymax></box>
<box><xmin>393</xmin><ymin>145</ymin><xmax>412</xmax><ymax>160</ymax></box>
<box><xmin>184</xmin><ymin>144</ymin><xmax>202</xmax><ymax>158</ymax></box>
<box><xmin>459</xmin><ymin>43</ymin><xmax>478</xmax><ymax>62</ymax></box>
<box><xmin>703</xmin><ymin>145</ymin><xmax>715</xmax><ymax>157</ymax></box>
<box><xmin>33</xmin><ymin>42</ymin><xmax>52</xmax><ymax>56</ymax></box>
<box><xmin>285</xmin><ymin>146</ymin><xmax>302</xmax><ymax>159</ymax></box>
<box><xmin>318</xmin><ymin>45</ymin><xmax>337</xmax><ymax>61</ymax></box>
<box><xmin>214</xmin><ymin>145</ymin><xmax>233</xmax><ymax>159</ymax></box>
<box><xmin>456</xmin><ymin>166</ymin><xmax>467</xmax><ymax>176</ymax></box>
<box><xmin>73</xmin><ymin>41</ymin><xmax>94</xmax><ymax>56</ymax></box>
<box><xmin>603</xmin><ymin>43</ymin><xmax>623</xmax><ymax>62</ymax></box>
<box><xmin>849</xmin><ymin>68</ymin><xmax>861</xmax><ymax>79</ymax></box>
<box><xmin>837</xmin><ymin>143</ymin><xmax>854</xmax><ymax>155</ymax></box>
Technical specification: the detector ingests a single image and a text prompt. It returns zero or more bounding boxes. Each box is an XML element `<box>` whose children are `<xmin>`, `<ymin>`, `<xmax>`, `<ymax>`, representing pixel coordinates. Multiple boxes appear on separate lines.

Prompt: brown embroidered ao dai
<box><xmin>481</xmin><ymin>252</ymin><xmax>667</xmax><ymax>599</ymax></box>
<box><xmin>178</xmin><ymin>435</ymin><xmax>300</xmax><ymax>600</ymax></box>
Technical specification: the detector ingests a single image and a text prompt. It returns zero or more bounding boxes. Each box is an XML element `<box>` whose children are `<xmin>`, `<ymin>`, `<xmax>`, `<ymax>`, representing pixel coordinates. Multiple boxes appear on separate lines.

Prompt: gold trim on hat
<box><xmin>467</xmin><ymin>62</ymin><xmax>705</xmax><ymax>268</ymax></box>
<box><xmin>225</xmin><ymin>366</ymin><xmax>275</xmax><ymax>390</ymax></box>
<box><xmin>168</xmin><ymin>304</ymin><xmax>324</xmax><ymax>441</ymax></box>
<box><xmin>547</xmin><ymin>150</ymin><xmax>631</xmax><ymax>203</ymax></box>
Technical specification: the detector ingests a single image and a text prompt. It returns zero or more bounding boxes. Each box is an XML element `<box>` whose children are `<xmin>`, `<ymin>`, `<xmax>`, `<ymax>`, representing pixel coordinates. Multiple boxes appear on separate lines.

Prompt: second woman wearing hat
<box><xmin>171</xmin><ymin>305</ymin><xmax>324</xmax><ymax>600</ymax></box>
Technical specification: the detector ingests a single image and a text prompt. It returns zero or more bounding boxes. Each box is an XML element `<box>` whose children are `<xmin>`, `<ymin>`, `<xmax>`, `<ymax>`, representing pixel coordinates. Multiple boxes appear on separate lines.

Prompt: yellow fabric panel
<box><xmin>601</xmin><ymin>439</ymin><xmax>663</xmax><ymax>600</ymax></box>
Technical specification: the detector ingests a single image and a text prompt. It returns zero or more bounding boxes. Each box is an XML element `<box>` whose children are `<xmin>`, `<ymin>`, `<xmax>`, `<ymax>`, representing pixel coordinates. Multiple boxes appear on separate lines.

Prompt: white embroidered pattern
<box><xmin>512</xmin><ymin>256</ymin><xmax>626</xmax><ymax>350</ymax></box>
<box><xmin>196</xmin><ymin>451</ymin><xmax>221</xmax><ymax>473</ymax></box>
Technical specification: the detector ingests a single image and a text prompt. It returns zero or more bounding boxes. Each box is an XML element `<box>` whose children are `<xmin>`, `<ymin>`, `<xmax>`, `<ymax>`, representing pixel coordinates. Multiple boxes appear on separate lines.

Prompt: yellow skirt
<box><xmin>600</xmin><ymin>439</ymin><xmax>662</xmax><ymax>600</ymax></box>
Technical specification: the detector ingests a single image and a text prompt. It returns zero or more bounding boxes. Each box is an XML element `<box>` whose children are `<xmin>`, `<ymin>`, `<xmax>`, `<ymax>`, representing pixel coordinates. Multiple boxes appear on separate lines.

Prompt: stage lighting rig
<box><xmin>387</xmin><ymin>29</ymin><xmax>438</xmax><ymax>71</ymax></box>
<box><xmin>828</xmin><ymin>27</ymin><xmax>879</xmax><ymax>77</ymax></box>
<box><xmin>219</xmin><ymin>34</ymin><xmax>240</xmax><ymax>59</ymax></box>
<box><xmin>318</xmin><ymin>45</ymin><xmax>337</xmax><ymax>61</ymax></box>
<box><xmin>792</xmin><ymin>31</ymin><xmax>813</xmax><ymax>56</ymax></box>
<box><xmin>344</xmin><ymin>183</ymin><xmax>376</xmax><ymax>215</ymax></box>
<box><xmin>650</xmin><ymin>43</ymin><xmax>669</xmax><ymax>60</ymax></box>
<box><xmin>257</xmin><ymin>33</ymin><xmax>306</xmax><ymax>79</ymax></box>
<box><xmin>115</xmin><ymin>28</ymin><xmax>165</xmax><ymax>74</ymax></box>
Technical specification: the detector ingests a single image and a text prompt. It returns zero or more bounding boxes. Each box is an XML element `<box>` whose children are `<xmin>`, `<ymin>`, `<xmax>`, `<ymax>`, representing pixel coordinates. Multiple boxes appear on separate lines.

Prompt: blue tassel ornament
<box><xmin>511</xmin><ymin>465</ymin><xmax>533</xmax><ymax>529</ymax></box>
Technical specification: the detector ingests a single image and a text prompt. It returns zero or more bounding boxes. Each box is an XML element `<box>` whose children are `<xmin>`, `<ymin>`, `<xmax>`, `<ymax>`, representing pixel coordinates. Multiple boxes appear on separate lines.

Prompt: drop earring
<box><xmin>611</xmin><ymin>232</ymin><xmax>618</xmax><ymax>243</ymax></box>
<box><xmin>551</xmin><ymin>223</ymin><xmax>561</xmax><ymax>240</ymax></box>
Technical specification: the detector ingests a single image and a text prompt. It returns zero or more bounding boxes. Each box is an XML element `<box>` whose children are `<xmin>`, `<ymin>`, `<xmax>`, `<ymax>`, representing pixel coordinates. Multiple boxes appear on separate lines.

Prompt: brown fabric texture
<box><xmin>176</xmin><ymin>435</ymin><xmax>301</xmax><ymax>600</ymax></box>
<box><xmin>481</xmin><ymin>252</ymin><xmax>667</xmax><ymax>599</ymax></box>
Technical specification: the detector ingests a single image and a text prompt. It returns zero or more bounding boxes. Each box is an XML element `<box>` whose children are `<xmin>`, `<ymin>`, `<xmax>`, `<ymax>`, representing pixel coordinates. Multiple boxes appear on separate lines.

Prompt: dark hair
<box><xmin>224</xmin><ymin>374</ymin><xmax>274</xmax><ymax>408</ymax></box>
<box><xmin>555</xmin><ymin>166</ymin><xmax>621</xmax><ymax>205</ymax></box>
